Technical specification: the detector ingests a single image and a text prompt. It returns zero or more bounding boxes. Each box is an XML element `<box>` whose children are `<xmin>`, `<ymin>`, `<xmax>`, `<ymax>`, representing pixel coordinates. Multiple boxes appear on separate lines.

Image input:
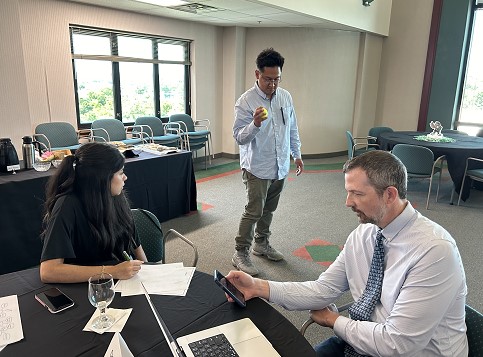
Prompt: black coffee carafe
<box><xmin>0</xmin><ymin>138</ymin><xmax>20</xmax><ymax>173</ymax></box>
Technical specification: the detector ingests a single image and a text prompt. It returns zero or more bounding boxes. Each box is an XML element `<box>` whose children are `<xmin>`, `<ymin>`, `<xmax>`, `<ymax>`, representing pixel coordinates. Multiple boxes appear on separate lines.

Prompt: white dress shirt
<box><xmin>269</xmin><ymin>203</ymin><xmax>468</xmax><ymax>356</ymax></box>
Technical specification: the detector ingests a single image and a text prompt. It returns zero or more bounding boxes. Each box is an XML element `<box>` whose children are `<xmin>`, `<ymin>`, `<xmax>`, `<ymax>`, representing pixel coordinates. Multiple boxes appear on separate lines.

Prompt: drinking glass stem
<box><xmin>98</xmin><ymin>301</ymin><xmax>107</xmax><ymax>321</ymax></box>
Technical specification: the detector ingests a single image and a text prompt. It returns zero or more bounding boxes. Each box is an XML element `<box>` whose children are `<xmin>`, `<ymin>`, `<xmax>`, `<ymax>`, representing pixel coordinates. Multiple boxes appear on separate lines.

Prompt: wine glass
<box><xmin>88</xmin><ymin>273</ymin><xmax>115</xmax><ymax>329</ymax></box>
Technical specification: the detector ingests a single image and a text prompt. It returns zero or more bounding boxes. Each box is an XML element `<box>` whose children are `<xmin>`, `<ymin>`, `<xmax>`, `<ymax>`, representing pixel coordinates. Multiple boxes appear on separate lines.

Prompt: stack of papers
<box><xmin>0</xmin><ymin>295</ymin><xmax>24</xmax><ymax>352</ymax></box>
<box><xmin>136</xmin><ymin>144</ymin><xmax>179</xmax><ymax>156</ymax></box>
<box><xmin>114</xmin><ymin>263</ymin><xmax>195</xmax><ymax>297</ymax></box>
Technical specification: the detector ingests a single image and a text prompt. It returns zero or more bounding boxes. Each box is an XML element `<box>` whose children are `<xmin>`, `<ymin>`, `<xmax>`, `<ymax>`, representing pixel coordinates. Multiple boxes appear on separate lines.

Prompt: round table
<box><xmin>378</xmin><ymin>131</ymin><xmax>483</xmax><ymax>201</ymax></box>
<box><xmin>0</xmin><ymin>268</ymin><xmax>315</xmax><ymax>357</ymax></box>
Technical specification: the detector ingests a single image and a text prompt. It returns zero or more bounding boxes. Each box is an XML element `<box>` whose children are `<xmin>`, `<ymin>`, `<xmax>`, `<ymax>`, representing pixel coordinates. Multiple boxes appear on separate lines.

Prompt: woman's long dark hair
<box><xmin>42</xmin><ymin>142</ymin><xmax>134</xmax><ymax>259</ymax></box>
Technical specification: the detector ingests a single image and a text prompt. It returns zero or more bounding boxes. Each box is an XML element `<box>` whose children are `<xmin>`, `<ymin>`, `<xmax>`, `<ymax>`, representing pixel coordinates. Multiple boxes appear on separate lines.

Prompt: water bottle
<box><xmin>22</xmin><ymin>136</ymin><xmax>35</xmax><ymax>169</ymax></box>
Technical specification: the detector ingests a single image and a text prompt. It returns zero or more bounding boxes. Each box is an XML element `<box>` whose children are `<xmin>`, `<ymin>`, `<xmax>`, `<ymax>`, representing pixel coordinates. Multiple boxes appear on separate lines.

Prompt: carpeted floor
<box><xmin>165</xmin><ymin>157</ymin><xmax>483</xmax><ymax>348</ymax></box>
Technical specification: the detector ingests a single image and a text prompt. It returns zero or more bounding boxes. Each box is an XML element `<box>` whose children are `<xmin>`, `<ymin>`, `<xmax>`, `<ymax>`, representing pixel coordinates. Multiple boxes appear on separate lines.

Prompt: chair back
<box><xmin>169</xmin><ymin>113</ymin><xmax>195</xmax><ymax>132</ymax></box>
<box><xmin>392</xmin><ymin>144</ymin><xmax>434</xmax><ymax>176</ymax></box>
<box><xmin>346</xmin><ymin>131</ymin><xmax>355</xmax><ymax>159</ymax></box>
<box><xmin>135</xmin><ymin>116</ymin><xmax>164</xmax><ymax>136</ymax></box>
<box><xmin>466</xmin><ymin>304</ymin><xmax>483</xmax><ymax>357</ymax></box>
<box><xmin>92</xmin><ymin>119</ymin><xmax>127</xmax><ymax>142</ymax></box>
<box><xmin>131</xmin><ymin>208</ymin><xmax>165</xmax><ymax>263</ymax></box>
<box><xmin>35</xmin><ymin>122</ymin><xmax>79</xmax><ymax>149</ymax></box>
<box><xmin>368</xmin><ymin>126</ymin><xmax>393</xmax><ymax>145</ymax></box>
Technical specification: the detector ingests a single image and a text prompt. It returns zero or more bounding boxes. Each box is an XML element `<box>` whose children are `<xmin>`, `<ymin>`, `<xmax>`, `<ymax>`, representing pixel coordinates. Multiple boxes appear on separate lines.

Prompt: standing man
<box><xmin>225</xmin><ymin>150</ymin><xmax>468</xmax><ymax>356</ymax></box>
<box><xmin>232</xmin><ymin>48</ymin><xmax>304</xmax><ymax>276</ymax></box>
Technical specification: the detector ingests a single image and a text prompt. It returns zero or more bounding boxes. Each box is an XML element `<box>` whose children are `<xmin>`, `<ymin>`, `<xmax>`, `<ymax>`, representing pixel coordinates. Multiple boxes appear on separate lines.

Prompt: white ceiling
<box><xmin>66</xmin><ymin>0</ymin><xmax>358</xmax><ymax>30</ymax></box>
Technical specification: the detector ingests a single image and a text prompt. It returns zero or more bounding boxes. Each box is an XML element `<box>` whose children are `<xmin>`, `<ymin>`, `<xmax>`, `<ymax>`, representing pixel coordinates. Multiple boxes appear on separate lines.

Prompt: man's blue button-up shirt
<box><xmin>233</xmin><ymin>82</ymin><xmax>302</xmax><ymax>180</ymax></box>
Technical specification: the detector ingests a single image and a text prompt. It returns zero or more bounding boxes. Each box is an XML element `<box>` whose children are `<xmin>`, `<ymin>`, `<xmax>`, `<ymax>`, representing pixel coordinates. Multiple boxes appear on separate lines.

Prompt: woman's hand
<box><xmin>111</xmin><ymin>260</ymin><xmax>144</xmax><ymax>280</ymax></box>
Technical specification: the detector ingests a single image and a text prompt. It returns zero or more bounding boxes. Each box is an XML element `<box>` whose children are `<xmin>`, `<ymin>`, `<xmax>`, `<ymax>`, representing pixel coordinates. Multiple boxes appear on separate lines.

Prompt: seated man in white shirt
<box><xmin>225</xmin><ymin>150</ymin><xmax>468</xmax><ymax>356</ymax></box>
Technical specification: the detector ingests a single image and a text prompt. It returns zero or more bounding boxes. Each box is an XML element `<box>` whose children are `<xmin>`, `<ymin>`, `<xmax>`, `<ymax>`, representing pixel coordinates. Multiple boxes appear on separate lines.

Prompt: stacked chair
<box><xmin>34</xmin><ymin>122</ymin><xmax>82</xmax><ymax>152</ymax></box>
<box><xmin>90</xmin><ymin>118</ymin><xmax>145</xmax><ymax>145</ymax></box>
<box><xmin>169</xmin><ymin>113</ymin><xmax>213</xmax><ymax>169</ymax></box>
<box><xmin>134</xmin><ymin>116</ymin><xmax>181</xmax><ymax>147</ymax></box>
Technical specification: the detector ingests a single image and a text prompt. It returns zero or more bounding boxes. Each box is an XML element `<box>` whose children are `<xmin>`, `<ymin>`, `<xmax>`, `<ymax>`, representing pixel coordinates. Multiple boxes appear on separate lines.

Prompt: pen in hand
<box><xmin>122</xmin><ymin>250</ymin><xmax>133</xmax><ymax>261</ymax></box>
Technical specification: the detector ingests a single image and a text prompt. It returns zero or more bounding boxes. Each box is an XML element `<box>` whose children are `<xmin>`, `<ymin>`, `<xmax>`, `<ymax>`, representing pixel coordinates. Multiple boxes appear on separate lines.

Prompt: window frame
<box><xmin>455</xmin><ymin>1</ymin><xmax>483</xmax><ymax>132</ymax></box>
<box><xmin>70</xmin><ymin>25</ymin><xmax>192</xmax><ymax>128</ymax></box>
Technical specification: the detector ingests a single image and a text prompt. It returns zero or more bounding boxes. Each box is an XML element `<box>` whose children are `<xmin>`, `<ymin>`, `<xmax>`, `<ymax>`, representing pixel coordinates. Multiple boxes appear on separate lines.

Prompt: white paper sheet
<box><xmin>0</xmin><ymin>295</ymin><xmax>24</xmax><ymax>350</ymax></box>
<box><xmin>114</xmin><ymin>263</ymin><xmax>195</xmax><ymax>297</ymax></box>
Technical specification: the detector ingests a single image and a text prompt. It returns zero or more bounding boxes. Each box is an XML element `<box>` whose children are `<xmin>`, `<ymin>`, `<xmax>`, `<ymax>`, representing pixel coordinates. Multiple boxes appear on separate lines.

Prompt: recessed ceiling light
<box><xmin>133</xmin><ymin>0</ymin><xmax>187</xmax><ymax>6</ymax></box>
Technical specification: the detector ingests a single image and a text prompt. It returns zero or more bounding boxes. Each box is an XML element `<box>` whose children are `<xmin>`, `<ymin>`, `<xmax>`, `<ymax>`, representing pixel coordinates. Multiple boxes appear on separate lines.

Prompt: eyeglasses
<box><xmin>260</xmin><ymin>76</ymin><xmax>282</xmax><ymax>85</ymax></box>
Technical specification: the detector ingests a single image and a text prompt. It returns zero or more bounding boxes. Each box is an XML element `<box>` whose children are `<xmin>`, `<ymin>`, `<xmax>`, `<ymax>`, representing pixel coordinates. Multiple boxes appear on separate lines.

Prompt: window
<box><xmin>70</xmin><ymin>26</ymin><xmax>191</xmax><ymax>127</ymax></box>
<box><xmin>457</xmin><ymin>3</ymin><xmax>483</xmax><ymax>135</ymax></box>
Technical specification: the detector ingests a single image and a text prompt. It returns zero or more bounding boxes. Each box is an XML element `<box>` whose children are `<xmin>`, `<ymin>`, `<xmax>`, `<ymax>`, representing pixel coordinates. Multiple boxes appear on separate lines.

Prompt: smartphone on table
<box><xmin>214</xmin><ymin>270</ymin><xmax>246</xmax><ymax>307</ymax></box>
<box><xmin>35</xmin><ymin>287</ymin><xmax>75</xmax><ymax>313</ymax></box>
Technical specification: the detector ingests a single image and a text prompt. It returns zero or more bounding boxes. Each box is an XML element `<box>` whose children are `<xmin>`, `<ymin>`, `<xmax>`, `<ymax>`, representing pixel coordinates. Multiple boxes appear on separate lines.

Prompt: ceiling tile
<box><xmin>65</xmin><ymin>0</ymin><xmax>356</xmax><ymax>30</ymax></box>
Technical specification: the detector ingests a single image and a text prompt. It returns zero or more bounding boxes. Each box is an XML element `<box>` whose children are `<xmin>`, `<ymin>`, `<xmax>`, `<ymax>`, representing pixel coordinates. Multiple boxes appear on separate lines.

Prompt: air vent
<box><xmin>169</xmin><ymin>3</ymin><xmax>221</xmax><ymax>14</ymax></box>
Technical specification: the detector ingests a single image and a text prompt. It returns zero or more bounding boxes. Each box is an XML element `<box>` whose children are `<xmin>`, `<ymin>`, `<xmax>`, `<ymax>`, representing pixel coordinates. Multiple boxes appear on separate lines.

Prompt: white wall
<box><xmin>243</xmin><ymin>27</ymin><xmax>361</xmax><ymax>155</ymax></box>
<box><xmin>0</xmin><ymin>0</ymin><xmax>32</xmax><ymax>150</ymax></box>
<box><xmin>352</xmin><ymin>33</ymin><xmax>384</xmax><ymax>137</ymax></box>
<box><xmin>221</xmin><ymin>27</ymin><xmax>246</xmax><ymax>155</ymax></box>
<box><xmin>376</xmin><ymin>0</ymin><xmax>434</xmax><ymax>130</ymax></box>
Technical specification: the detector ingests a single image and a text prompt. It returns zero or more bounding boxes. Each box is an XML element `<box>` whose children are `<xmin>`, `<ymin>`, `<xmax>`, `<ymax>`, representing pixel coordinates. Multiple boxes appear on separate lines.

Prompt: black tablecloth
<box><xmin>378</xmin><ymin>131</ymin><xmax>483</xmax><ymax>201</ymax></box>
<box><xmin>0</xmin><ymin>268</ymin><xmax>315</xmax><ymax>357</ymax></box>
<box><xmin>0</xmin><ymin>151</ymin><xmax>197</xmax><ymax>275</ymax></box>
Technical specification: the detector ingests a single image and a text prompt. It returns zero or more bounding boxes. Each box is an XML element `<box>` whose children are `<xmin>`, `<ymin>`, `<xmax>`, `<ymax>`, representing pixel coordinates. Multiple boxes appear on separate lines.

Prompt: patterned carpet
<box><xmin>195</xmin><ymin>160</ymin><xmax>345</xmax><ymax>266</ymax></box>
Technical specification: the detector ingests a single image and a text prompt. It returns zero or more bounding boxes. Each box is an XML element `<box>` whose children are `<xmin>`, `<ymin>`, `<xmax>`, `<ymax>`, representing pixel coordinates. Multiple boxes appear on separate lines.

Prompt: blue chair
<box><xmin>90</xmin><ymin>118</ymin><xmax>143</xmax><ymax>145</ymax></box>
<box><xmin>346</xmin><ymin>130</ymin><xmax>378</xmax><ymax>160</ymax></box>
<box><xmin>169</xmin><ymin>113</ymin><xmax>212</xmax><ymax>168</ymax></box>
<box><xmin>34</xmin><ymin>122</ymin><xmax>81</xmax><ymax>152</ymax></box>
<box><xmin>456</xmin><ymin>157</ymin><xmax>483</xmax><ymax>206</ymax></box>
<box><xmin>131</xmin><ymin>208</ymin><xmax>198</xmax><ymax>266</ymax></box>
<box><xmin>134</xmin><ymin>116</ymin><xmax>180</xmax><ymax>147</ymax></box>
<box><xmin>368</xmin><ymin>126</ymin><xmax>393</xmax><ymax>145</ymax></box>
<box><xmin>391</xmin><ymin>144</ymin><xmax>445</xmax><ymax>209</ymax></box>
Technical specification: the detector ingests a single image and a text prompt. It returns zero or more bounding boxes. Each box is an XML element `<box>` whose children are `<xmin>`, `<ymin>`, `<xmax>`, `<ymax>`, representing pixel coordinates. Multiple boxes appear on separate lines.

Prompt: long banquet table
<box><xmin>0</xmin><ymin>151</ymin><xmax>197</xmax><ymax>275</ymax></box>
<box><xmin>0</xmin><ymin>267</ymin><xmax>315</xmax><ymax>357</ymax></box>
<box><xmin>378</xmin><ymin>131</ymin><xmax>483</xmax><ymax>201</ymax></box>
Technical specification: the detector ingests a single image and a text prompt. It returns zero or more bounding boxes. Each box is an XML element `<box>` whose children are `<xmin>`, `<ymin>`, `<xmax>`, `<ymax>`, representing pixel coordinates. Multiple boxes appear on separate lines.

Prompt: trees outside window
<box><xmin>457</xmin><ymin>5</ymin><xmax>483</xmax><ymax>135</ymax></box>
<box><xmin>71</xmin><ymin>27</ymin><xmax>191</xmax><ymax>127</ymax></box>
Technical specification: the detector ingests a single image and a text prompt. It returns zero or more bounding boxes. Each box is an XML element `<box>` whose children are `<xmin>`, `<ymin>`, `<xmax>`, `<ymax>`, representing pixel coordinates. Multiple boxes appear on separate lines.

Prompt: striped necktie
<box><xmin>345</xmin><ymin>229</ymin><xmax>385</xmax><ymax>357</ymax></box>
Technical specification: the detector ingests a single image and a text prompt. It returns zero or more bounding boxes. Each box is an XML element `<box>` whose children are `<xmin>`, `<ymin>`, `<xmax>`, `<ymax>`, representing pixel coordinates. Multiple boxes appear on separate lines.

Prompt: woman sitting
<box><xmin>40</xmin><ymin>142</ymin><xmax>147</xmax><ymax>283</ymax></box>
